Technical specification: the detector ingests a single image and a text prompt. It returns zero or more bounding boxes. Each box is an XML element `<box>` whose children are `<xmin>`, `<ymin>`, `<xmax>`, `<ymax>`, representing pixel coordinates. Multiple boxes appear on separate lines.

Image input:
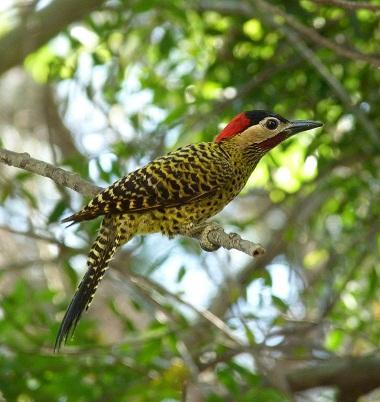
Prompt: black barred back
<box><xmin>64</xmin><ymin>142</ymin><xmax>233</xmax><ymax>224</ymax></box>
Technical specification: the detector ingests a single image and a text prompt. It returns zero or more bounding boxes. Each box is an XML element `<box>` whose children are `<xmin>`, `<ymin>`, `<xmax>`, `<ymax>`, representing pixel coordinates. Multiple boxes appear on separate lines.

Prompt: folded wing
<box><xmin>62</xmin><ymin>143</ymin><xmax>231</xmax><ymax>224</ymax></box>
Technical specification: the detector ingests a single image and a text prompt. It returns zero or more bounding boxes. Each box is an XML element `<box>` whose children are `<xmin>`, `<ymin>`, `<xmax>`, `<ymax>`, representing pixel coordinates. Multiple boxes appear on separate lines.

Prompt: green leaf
<box><xmin>48</xmin><ymin>200</ymin><xmax>67</xmax><ymax>223</ymax></box>
<box><xmin>325</xmin><ymin>329</ymin><xmax>345</xmax><ymax>351</ymax></box>
<box><xmin>176</xmin><ymin>265</ymin><xmax>186</xmax><ymax>283</ymax></box>
<box><xmin>271</xmin><ymin>295</ymin><xmax>288</xmax><ymax>312</ymax></box>
<box><xmin>20</xmin><ymin>188</ymin><xmax>38</xmax><ymax>209</ymax></box>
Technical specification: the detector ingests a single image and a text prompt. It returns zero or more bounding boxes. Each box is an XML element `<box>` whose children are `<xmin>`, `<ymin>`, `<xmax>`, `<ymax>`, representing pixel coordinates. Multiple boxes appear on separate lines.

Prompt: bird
<box><xmin>55</xmin><ymin>109</ymin><xmax>322</xmax><ymax>350</ymax></box>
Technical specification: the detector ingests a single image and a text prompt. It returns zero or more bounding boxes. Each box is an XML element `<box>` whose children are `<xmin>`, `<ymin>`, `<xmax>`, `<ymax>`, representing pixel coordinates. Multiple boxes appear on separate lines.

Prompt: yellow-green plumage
<box><xmin>73</xmin><ymin>141</ymin><xmax>260</xmax><ymax>233</ymax></box>
<box><xmin>55</xmin><ymin>110</ymin><xmax>322</xmax><ymax>349</ymax></box>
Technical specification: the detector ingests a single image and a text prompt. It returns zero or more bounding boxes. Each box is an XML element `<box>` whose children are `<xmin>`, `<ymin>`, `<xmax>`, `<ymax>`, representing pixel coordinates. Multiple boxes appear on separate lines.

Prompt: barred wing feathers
<box><xmin>62</xmin><ymin>143</ymin><xmax>230</xmax><ymax>224</ymax></box>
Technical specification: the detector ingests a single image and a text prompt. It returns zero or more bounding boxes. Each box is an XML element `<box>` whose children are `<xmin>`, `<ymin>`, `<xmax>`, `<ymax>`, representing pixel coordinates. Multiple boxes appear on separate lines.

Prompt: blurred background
<box><xmin>0</xmin><ymin>0</ymin><xmax>380</xmax><ymax>401</ymax></box>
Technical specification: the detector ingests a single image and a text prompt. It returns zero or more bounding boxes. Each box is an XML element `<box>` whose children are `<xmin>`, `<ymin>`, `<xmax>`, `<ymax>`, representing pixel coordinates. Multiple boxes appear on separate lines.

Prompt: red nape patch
<box><xmin>214</xmin><ymin>113</ymin><xmax>251</xmax><ymax>142</ymax></box>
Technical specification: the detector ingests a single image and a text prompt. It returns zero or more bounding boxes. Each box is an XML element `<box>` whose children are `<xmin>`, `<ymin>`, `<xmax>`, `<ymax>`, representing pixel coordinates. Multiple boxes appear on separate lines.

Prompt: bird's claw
<box><xmin>198</xmin><ymin>223</ymin><xmax>221</xmax><ymax>252</ymax></box>
<box><xmin>228</xmin><ymin>232</ymin><xmax>241</xmax><ymax>244</ymax></box>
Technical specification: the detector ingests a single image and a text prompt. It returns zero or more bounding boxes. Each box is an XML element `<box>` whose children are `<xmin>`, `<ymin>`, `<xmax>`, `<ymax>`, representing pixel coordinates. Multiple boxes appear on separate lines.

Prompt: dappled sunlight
<box><xmin>0</xmin><ymin>0</ymin><xmax>380</xmax><ymax>401</ymax></box>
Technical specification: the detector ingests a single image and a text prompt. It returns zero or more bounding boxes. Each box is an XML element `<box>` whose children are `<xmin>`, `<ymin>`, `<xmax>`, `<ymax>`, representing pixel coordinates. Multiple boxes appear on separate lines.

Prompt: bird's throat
<box><xmin>219</xmin><ymin>139</ymin><xmax>263</xmax><ymax>173</ymax></box>
<box><xmin>257</xmin><ymin>131</ymin><xmax>288</xmax><ymax>150</ymax></box>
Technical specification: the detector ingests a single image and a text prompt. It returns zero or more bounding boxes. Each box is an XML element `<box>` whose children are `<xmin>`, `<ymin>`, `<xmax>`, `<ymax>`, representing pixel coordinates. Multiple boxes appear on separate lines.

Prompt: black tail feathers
<box><xmin>55</xmin><ymin>216</ymin><xmax>119</xmax><ymax>351</ymax></box>
<box><xmin>61</xmin><ymin>207</ymin><xmax>100</xmax><ymax>226</ymax></box>
<box><xmin>54</xmin><ymin>268</ymin><xmax>100</xmax><ymax>350</ymax></box>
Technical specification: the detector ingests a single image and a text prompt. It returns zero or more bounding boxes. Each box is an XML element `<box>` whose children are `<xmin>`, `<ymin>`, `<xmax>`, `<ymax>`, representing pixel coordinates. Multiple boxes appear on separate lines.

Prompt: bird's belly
<box><xmin>121</xmin><ymin>193</ymin><xmax>232</xmax><ymax>238</ymax></box>
<box><xmin>117</xmin><ymin>177</ymin><xmax>247</xmax><ymax>239</ymax></box>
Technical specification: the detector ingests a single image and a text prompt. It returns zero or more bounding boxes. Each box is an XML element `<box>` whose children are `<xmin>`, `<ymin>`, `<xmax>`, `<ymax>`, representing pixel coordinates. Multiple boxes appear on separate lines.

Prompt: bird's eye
<box><xmin>265</xmin><ymin>119</ymin><xmax>279</xmax><ymax>130</ymax></box>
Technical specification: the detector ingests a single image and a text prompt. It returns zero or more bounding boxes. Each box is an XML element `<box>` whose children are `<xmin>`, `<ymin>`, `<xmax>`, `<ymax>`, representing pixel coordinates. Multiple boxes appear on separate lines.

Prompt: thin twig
<box><xmin>0</xmin><ymin>257</ymin><xmax>59</xmax><ymax>273</ymax></box>
<box><xmin>253</xmin><ymin>0</ymin><xmax>380</xmax><ymax>68</ymax></box>
<box><xmin>0</xmin><ymin>0</ymin><xmax>107</xmax><ymax>76</ymax></box>
<box><xmin>254</xmin><ymin>0</ymin><xmax>380</xmax><ymax>151</ymax></box>
<box><xmin>200</xmin><ymin>0</ymin><xmax>380</xmax><ymax>66</ymax></box>
<box><xmin>122</xmin><ymin>270</ymin><xmax>245</xmax><ymax>347</ymax></box>
<box><xmin>0</xmin><ymin>224</ymin><xmax>62</xmax><ymax>245</ymax></box>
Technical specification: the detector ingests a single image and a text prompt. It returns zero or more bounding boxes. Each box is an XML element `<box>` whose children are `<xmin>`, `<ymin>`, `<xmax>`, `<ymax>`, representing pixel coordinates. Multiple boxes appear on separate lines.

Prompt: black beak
<box><xmin>287</xmin><ymin>120</ymin><xmax>323</xmax><ymax>136</ymax></box>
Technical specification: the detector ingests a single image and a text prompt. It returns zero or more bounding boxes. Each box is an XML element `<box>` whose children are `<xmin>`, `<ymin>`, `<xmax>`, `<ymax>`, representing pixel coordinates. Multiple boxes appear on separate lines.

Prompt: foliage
<box><xmin>1</xmin><ymin>0</ymin><xmax>380</xmax><ymax>401</ymax></box>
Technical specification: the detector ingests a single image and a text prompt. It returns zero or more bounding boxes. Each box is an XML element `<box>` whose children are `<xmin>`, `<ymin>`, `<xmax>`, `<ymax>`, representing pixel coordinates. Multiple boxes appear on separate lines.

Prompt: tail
<box><xmin>61</xmin><ymin>185</ymin><xmax>118</xmax><ymax>226</ymax></box>
<box><xmin>61</xmin><ymin>206</ymin><xmax>102</xmax><ymax>227</ymax></box>
<box><xmin>55</xmin><ymin>215</ymin><xmax>120</xmax><ymax>351</ymax></box>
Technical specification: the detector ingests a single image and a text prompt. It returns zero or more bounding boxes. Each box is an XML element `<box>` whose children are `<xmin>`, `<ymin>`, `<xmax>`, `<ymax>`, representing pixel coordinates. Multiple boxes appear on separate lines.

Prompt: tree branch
<box><xmin>312</xmin><ymin>0</ymin><xmax>380</xmax><ymax>11</ymax></box>
<box><xmin>118</xmin><ymin>269</ymin><xmax>245</xmax><ymax>347</ymax></box>
<box><xmin>42</xmin><ymin>85</ymin><xmax>85</xmax><ymax>163</ymax></box>
<box><xmin>0</xmin><ymin>148</ymin><xmax>101</xmax><ymax>197</ymax></box>
<box><xmin>0</xmin><ymin>0</ymin><xmax>106</xmax><ymax>76</ymax></box>
<box><xmin>254</xmin><ymin>0</ymin><xmax>380</xmax><ymax>151</ymax></box>
<box><xmin>0</xmin><ymin>224</ymin><xmax>62</xmax><ymax>246</ymax></box>
<box><xmin>252</xmin><ymin>0</ymin><xmax>380</xmax><ymax>68</ymax></box>
<box><xmin>287</xmin><ymin>355</ymin><xmax>380</xmax><ymax>398</ymax></box>
<box><xmin>0</xmin><ymin>147</ymin><xmax>264</xmax><ymax>258</ymax></box>
<box><xmin>184</xmin><ymin>187</ymin><xmax>331</xmax><ymax>354</ymax></box>
<box><xmin>191</xmin><ymin>225</ymin><xmax>265</xmax><ymax>258</ymax></box>
<box><xmin>199</xmin><ymin>0</ymin><xmax>380</xmax><ymax>68</ymax></box>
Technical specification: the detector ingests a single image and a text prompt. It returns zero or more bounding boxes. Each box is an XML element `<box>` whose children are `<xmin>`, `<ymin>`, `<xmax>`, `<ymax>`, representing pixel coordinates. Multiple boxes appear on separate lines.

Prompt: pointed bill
<box><xmin>287</xmin><ymin>120</ymin><xmax>323</xmax><ymax>136</ymax></box>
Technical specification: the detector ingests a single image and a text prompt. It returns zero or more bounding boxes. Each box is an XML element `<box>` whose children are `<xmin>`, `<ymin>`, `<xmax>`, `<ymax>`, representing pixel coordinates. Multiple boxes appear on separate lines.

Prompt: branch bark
<box><xmin>184</xmin><ymin>186</ymin><xmax>330</xmax><ymax>354</ymax></box>
<box><xmin>0</xmin><ymin>147</ymin><xmax>264</xmax><ymax>258</ymax></box>
<box><xmin>0</xmin><ymin>0</ymin><xmax>106</xmax><ymax>76</ymax></box>
<box><xmin>287</xmin><ymin>355</ymin><xmax>380</xmax><ymax>398</ymax></box>
<box><xmin>0</xmin><ymin>148</ymin><xmax>101</xmax><ymax>197</ymax></box>
<box><xmin>312</xmin><ymin>0</ymin><xmax>380</xmax><ymax>11</ymax></box>
<box><xmin>199</xmin><ymin>0</ymin><xmax>380</xmax><ymax>68</ymax></box>
<box><xmin>42</xmin><ymin>85</ymin><xmax>85</xmax><ymax>163</ymax></box>
<box><xmin>254</xmin><ymin>0</ymin><xmax>380</xmax><ymax>151</ymax></box>
<box><xmin>253</xmin><ymin>0</ymin><xmax>380</xmax><ymax>68</ymax></box>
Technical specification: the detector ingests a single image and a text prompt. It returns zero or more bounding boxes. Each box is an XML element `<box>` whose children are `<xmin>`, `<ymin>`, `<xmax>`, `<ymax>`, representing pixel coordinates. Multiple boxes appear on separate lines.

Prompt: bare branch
<box><xmin>200</xmin><ymin>0</ymin><xmax>380</xmax><ymax>68</ymax></box>
<box><xmin>0</xmin><ymin>148</ymin><xmax>101</xmax><ymax>197</ymax></box>
<box><xmin>197</xmin><ymin>0</ymin><xmax>252</xmax><ymax>16</ymax></box>
<box><xmin>122</xmin><ymin>269</ymin><xmax>245</xmax><ymax>347</ymax></box>
<box><xmin>287</xmin><ymin>355</ymin><xmax>380</xmax><ymax>397</ymax></box>
<box><xmin>254</xmin><ymin>0</ymin><xmax>380</xmax><ymax>151</ymax></box>
<box><xmin>253</xmin><ymin>0</ymin><xmax>380</xmax><ymax>68</ymax></box>
<box><xmin>0</xmin><ymin>224</ymin><xmax>61</xmax><ymax>245</ymax></box>
<box><xmin>0</xmin><ymin>257</ymin><xmax>59</xmax><ymax>273</ymax></box>
<box><xmin>189</xmin><ymin>223</ymin><xmax>265</xmax><ymax>258</ymax></box>
<box><xmin>312</xmin><ymin>0</ymin><xmax>380</xmax><ymax>11</ymax></box>
<box><xmin>185</xmin><ymin>188</ymin><xmax>330</xmax><ymax>352</ymax></box>
<box><xmin>0</xmin><ymin>0</ymin><xmax>106</xmax><ymax>76</ymax></box>
<box><xmin>0</xmin><ymin>147</ymin><xmax>263</xmax><ymax>258</ymax></box>
<box><xmin>42</xmin><ymin>85</ymin><xmax>85</xmax><ymax>163</ymax></box>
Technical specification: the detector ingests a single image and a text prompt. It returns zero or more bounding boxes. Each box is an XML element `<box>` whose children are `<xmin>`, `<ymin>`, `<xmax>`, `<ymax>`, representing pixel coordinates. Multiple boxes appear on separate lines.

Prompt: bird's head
<box><xmin>215</xmin><ymin>110</ymin><xmax>322</xmax><ymax>150</ymax></box>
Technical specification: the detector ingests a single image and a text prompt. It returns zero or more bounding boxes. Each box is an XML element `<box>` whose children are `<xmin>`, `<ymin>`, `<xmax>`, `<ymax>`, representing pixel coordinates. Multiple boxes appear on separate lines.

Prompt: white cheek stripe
<box><xmin>239</xmin><ymin>125</ymin><xmax>278</xmax><ymax>144</ymax></box>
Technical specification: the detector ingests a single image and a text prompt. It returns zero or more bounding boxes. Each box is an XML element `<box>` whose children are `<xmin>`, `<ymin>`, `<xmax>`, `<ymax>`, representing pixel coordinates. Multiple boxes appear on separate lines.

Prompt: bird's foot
<box><xmin>185</xmin><ymin>222</ymin><xmax>221</xmax><ymax>252</ymax></box>
<box><xmin>182</xmin><ymin>222</ymin><xmax>265</xmax><ymax>257</ymax></box>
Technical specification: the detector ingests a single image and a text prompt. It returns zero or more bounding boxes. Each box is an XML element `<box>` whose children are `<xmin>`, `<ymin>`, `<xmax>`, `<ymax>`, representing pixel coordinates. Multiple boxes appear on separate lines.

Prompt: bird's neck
<box><xmin>219</xmin><ymin>137</ymin><xmax>265</xmax><ymax>171</ymax></box>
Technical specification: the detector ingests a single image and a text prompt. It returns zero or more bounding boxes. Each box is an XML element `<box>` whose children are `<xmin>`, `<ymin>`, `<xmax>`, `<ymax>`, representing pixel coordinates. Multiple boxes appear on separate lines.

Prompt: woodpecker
<box><xmin>55</xmin><ymin>109</ymin><xmax>322</xmax><ymax>349</ymax></box>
